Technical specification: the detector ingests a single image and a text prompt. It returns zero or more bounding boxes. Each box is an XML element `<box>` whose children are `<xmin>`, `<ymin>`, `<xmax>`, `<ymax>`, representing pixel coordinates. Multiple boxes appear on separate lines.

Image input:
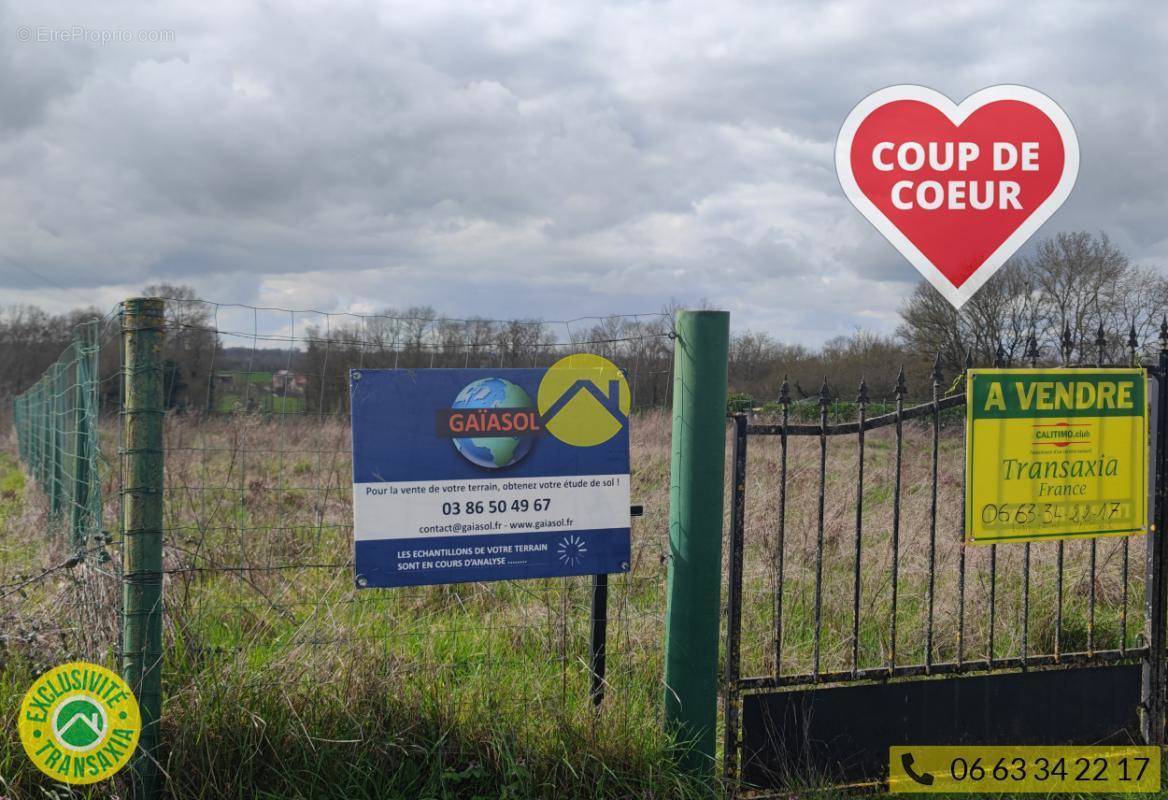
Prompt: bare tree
<box><xmin>898</xmin><ymin>231</ymin><xmax>1165</xmax><ymax>369</ymax></box>
<box><xmin>1028</xmin><ymin>232</ymin><xmax>1127</xmax><ymax>360</ymax></box>
<box><xmin>729</xmin><ymin>330</ymin><xmax>778</xmax><ymax>396</ymax></box>
<box><xmin>143</xmin><ymin>283</ymin><xmax>220</xmax><ymax>410</ymax></box>
<box><xmin>0</xmin><ymin>304</ymin><xmax>104</xmax><ymax>397</ymax></box>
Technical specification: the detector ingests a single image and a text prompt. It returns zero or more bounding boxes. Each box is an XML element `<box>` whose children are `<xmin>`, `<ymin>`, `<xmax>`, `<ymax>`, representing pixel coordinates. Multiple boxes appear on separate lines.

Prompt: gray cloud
<box><xmin>0</xmin><ymin>0</ymin><xmax>1164</xmax><ymax>342</ymax></box>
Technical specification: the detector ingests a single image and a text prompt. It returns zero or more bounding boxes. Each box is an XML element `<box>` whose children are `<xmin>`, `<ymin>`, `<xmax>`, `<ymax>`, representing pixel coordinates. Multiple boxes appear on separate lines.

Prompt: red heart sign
<box><xmin>836</xmin><ymin>85</ymin><xmax>1078</xmax><ymax>308</ymax></box>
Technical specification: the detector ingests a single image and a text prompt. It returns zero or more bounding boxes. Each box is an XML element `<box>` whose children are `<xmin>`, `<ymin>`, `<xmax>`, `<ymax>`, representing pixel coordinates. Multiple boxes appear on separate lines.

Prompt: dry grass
<box><xmin>735</xmin><ymin>420</ymin><xmax>1144</xmax><ymax>680</ymax></box>
<box><xmin>0</xmin><ymin>408</ymin><xmax>1150</xmax><ymax>798</ymax></box>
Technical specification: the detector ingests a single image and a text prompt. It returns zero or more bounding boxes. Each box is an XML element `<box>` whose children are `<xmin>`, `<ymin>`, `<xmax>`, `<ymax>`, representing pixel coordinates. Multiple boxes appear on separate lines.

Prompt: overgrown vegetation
<box><xmin>0</xmin><ymin>408</ymin><xmax>1154</xmax><ymax>798</ymax></box>
<box><xmin>0</xmin><ymin>414</ymin><xmax>714</xmax><ymax>799</ymax></box>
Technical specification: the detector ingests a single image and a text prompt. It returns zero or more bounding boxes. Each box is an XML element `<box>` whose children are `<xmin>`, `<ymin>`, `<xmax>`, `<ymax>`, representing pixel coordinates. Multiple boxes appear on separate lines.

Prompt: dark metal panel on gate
<box><xmin>741</xmin><ymin>664</ymin><xmax>1142</xmax><ymax>790</ymax></box>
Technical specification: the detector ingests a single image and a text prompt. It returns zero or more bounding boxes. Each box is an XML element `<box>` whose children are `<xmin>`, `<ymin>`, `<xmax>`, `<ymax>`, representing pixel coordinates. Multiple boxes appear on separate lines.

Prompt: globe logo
<box><xmin>451</xmin><ymin>378</ymin><xmax>536</xmax><ymax>469</ymax></box>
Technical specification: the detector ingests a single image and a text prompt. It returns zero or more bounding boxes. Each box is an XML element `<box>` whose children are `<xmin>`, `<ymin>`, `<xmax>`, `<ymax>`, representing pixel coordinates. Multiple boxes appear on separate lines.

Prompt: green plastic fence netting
<box><xmin>12</xmin><ymin>319</ymin><xmax>104</xmax><ymax>555</ymax></box>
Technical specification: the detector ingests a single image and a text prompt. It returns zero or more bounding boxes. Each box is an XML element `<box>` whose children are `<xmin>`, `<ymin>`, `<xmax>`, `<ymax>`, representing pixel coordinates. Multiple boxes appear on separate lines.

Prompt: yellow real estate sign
<box><xmin>965</xmin><ymin>368</ymin><xmax>1148</xmax><ymax>544</ymax></box>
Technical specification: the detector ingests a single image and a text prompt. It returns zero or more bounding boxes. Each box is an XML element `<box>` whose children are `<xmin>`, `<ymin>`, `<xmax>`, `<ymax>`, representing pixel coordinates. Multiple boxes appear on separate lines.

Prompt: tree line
<box><xmin>298</xmin><ymin>310</ymin><xmax>675</xmax><ymax>413</ymax></box>
<box><xmin>728</xmin><ymin>231</ymin><xmax>1168</xmax><ymax>404</ymax></box>
<box><xmin>1</xmin><ymin>232</ymin><xmax>1163</xmax><ymax>411</ymax></box>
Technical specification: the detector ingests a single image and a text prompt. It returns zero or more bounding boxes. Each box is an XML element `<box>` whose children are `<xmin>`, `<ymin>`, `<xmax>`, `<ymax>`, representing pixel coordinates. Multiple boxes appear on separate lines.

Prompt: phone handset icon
<box><xmin>901</xmin><ymin>753</ymin><xmax>935</xmax><ymax>786</ymax></box>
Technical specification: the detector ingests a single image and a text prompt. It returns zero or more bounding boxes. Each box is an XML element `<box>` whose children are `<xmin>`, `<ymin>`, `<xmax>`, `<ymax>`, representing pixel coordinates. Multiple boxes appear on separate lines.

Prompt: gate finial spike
<box><xmin>857</xmin><ymin>378</ymin><xmax>868</xmax><ymax>404</ymax></box>
<box><xmin>1062</xmin><ymin>322</ymin><xmax>1074</xmax><ymax>362</ymax></box>
<box><xmin>818</xmin><ymin>376</ymin><xmax>831</xmax><ymax>405</ymax></box>
<box><xmin>964</xmin><ymin>348</ymin><xmax>973</xmax><ymax>371</ymax></box>
<box><xmin>994</xmin><ymin>343</ymin><xmax>1005</xmax><ymax>368</ymax></box>
<box><xmin>1027</xmin><ymin>332</ymin><xmax>1039</xmax><ymax>366</ymax></box>
<box><xmin>895</xmin><ymin>365</ymin><xmax>907</xmax><ymax>400</ymax></box>
<box><xmin>779</xmin><ymin>375</ymin><xmax>790</xmax><ymax>405</ymax></box>
<box><xmin>1132</xmin><ymin>324</ymin><xmax>1141</xmax><ymax>353</ymax></box>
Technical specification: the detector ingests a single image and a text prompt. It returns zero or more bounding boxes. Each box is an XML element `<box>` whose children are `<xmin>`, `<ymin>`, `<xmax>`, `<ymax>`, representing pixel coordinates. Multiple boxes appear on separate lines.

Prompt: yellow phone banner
<box><xmin>965</xmin><ymin>368</ymin><xmax>1147</xmax><ymax>544</ymax></box>
<box><xmin>889</xmin><ymin>745</ymin><xmax>1160</xmax><ymax>793</ymax></box>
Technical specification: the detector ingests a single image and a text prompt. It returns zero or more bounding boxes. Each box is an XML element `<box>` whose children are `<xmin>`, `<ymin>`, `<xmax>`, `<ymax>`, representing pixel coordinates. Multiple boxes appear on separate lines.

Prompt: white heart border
<box><xmin>835</xmin><ymin>84</ymin><xmax>1080</xmax><ymax>309</ymax></box>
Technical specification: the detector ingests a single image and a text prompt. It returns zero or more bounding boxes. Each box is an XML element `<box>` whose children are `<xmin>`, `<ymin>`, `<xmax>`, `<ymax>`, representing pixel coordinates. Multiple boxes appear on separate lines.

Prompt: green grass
<box><xmin>219</xmin><ymin>371</ymin><xmax>275</xmax><ymax>386</ymax></box>
<box><xmin>215</xmin><ymin>392</ymin><xmax>306</xmax><ymax>414</ymax></box>
<box><xmin>1</xmin><ymin>411</ymin><xmax>1163</xmax><ymax>799</ymax></box>
<box><xmin>0</xmin><ymin>451</ymin><xmax>118</xmax><ymax>798</ymax></box>
<box><xmin>214</xmin><ymin>371</ymin><xmax>308</xmax><ymax>414</ymax></box>
<box><xmin>153</xmin><ymin>514</ymin><xmax>687</xmax><ymax>797</ymax></box>
<box><xmin>0</xmin><ymin>453</ymin><xmax>37</xmax><ymax>577</ymax></box>
<box><xmin>0</xmin><ymin>413</ymin><xmax>711</xmax><ymax>799</ymax></box>
<box><xmin>0</xmin><ymin>452</ymin><xmax>24</xmax><ymax>517</ymax></box>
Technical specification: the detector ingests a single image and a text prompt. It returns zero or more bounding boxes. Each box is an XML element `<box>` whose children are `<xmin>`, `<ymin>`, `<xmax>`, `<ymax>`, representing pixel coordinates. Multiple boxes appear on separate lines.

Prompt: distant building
<box><xmin>273</xmin><ymin>370</ymin><xmax>307</xmax><ymax>397</ymax></box>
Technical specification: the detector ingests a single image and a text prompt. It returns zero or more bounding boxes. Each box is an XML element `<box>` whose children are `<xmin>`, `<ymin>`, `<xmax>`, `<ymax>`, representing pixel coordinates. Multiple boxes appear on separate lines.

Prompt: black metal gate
<box><xmin>723</xmin><ymin>330</ymin><xmax>1168</xmax><ymax>794</ymax></box>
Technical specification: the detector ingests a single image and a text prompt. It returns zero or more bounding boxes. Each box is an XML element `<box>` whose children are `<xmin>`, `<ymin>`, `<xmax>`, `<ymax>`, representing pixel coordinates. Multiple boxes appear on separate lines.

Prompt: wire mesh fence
<box><xmin>153</xmin><ymin>298</ymin><xmax>679</xmax><ymax>795</ymax></box>
<box><xmin>7</xmin><ymin>314</ymin><xmax>124</xmax><ymax>667</ymax></box>
<box><xmin>3</xmin><ymin>296</ymin><xmax>691</xmax><ymax>798</ymax></box>
<box><xmin>13</xmin><ymin>318</ymin><xmax>104</xmax><ymax>554</ymax></box>
<box><xmin>158</xmin><ymin>298</ymin><xmax>682</xmax><ymax>794</ymax></box>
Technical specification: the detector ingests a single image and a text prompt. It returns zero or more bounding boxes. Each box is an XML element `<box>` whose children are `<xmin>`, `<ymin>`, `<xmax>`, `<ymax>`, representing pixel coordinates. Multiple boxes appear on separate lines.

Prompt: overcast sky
<box><xmin>1</xmin><ymin>1</ymin><xmax>1165</xmax><ymax>344</ymax></box>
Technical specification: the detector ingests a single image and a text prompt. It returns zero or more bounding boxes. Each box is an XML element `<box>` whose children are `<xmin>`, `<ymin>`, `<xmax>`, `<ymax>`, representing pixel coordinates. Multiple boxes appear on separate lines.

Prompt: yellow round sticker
<box><xmin>537</xmin><ymin>353</ymin><xmax>631</xmax><ymax>447</ymax></box>
<box><xmin>18</xmin><ymin>661</ymin><xmax>141</xmax><ymax>785</ymax></box>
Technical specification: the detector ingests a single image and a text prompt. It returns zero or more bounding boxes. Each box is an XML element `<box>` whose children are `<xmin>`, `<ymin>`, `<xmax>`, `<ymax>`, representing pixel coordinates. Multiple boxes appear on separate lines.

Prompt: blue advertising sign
<box><xmin>350</xmin><ymin>355</ymin><xmax>632</xmax><ymax>588</ymax></box>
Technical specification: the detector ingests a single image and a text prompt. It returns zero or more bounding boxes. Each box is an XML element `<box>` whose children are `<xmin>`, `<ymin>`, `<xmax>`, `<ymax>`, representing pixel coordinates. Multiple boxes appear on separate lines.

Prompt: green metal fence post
<box><xmin>32</xmin><ymin>386</ymin><xmax>41</xmax><ymax>487</ymax></box>
<box><xmin>121</xmin><ymin>297</ymin><xmax>165</xmax><ymax>799</ymax></box>
<box><xmin>38</xmin><ymin>387</ymin><xmax>45</xmax><ymax>487</ymax></box>
<box><xmin>43</xmin><ymin>380</ymin><xmax>51</xmax><ymax>494</ymax></box>
<box><xmin>13</xmin><ymin>396</ymin><xmax>22</xmax><ymax>461</ymax></box>
<box><xmin>41</xmin><ymin>382</ymin><xmax>47</xmax><ymax>489</ymax></box>
<box><xmin>37</xmin><ymin>384</ymin><xmax>46</xmax><ymax>490</ymax></box>
<box><xmin>36</xmin><ymin>381</ymin><xmax>46</xmax><ymax>493</ymax></box>
<box><xmin>663</xmin><ymin>309</ymin><xmax>730</xmax><ymax>774</ymax></box>
<box><xmin>52</xmin><ymin>367</ymin><xmax>60</xmax><ymax>509</ymax></box>
<box><xmin>50</xmin><ymin>362</ymin><xmax>63</xmax><ymax>517</ymax></box>
<box><xmin>30</xmin><ymin>387</ymin><xmax>37</xmax><ymax>486</ymax></box>
<box><xmin>70</xmin><ymin>332</ymin><xmax>91</xmax><ymax>554</ymax></box>
<box><xmin>29</xmin><ymin>389</ymin><xmax>36</xmax><ymax>484</ymax></box>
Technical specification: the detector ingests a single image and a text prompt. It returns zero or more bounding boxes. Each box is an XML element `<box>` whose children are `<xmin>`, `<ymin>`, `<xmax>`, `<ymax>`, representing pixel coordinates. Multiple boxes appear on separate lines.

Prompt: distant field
<box><xmin>213</xmin><ymin>371</ymin><xmax>307</xmax><ymax>414</ymax></box>
<box><xmin>0</xmin><ymin>410</ymin><xmax>1153</xmax><ymax>798</ymax></box>
<box><xmin>214</xmin><ymin>393</ymin><xmax>306</xmax><ymax>413</ymax></box>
